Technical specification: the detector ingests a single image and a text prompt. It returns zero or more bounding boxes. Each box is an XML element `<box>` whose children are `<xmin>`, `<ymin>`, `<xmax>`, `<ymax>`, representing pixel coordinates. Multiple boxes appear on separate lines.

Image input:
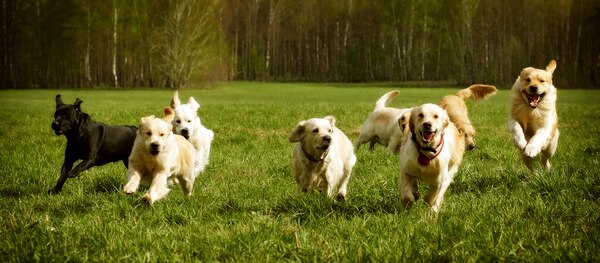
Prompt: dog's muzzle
<box><xmin>320</xmin><ymin>135</ymin><xmax>332</xmax><ymax>150</ymax></box>
<box><xmin>51</xmin><ymin>121</ymin><xmax>64</xmax><ymax>135</ymax></box>
<box><xmin>522</xmin><ymin>88</ymin><xmax>545</xmax><ymax>109</ymax></box>
<box><xmin>149</xmin><ymin>143</ymin><xmax>160</xmax><ymax>155</ymax></box>
<box><xmin>180</xmin><ymin>129</ymin><xmax>190</xmax><ymax>139</ymax></box>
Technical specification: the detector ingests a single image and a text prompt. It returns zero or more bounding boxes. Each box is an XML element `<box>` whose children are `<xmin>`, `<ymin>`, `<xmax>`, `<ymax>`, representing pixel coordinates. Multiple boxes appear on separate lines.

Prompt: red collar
<box><xmin>411</xmin><ymin>133</ymin><xmax>445</xmax><ymax>166</ymax></box>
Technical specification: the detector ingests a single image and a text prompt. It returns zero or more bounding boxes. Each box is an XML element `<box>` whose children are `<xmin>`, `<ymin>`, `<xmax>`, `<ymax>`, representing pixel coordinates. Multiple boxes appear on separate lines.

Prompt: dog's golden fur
<box><xmin>508</xmin><ymin>60</ymin><xmax>559</xmax><ymax>170</ymax></box>
<box><xmin>289</xmin><ymin>116</ymin><xmax>356</xmax><ymax>201</ymax></box>
<box><xmin>398</xmin><ymin>104</ymin><xmax>465</xmax><ymax>212</ymax></box>
<box><xmin>123</xmin><ymin>107</ymin><xmax>197</xmax><ymax>204</ymax></box>
<box><xmin>439</xmin><ymin>84</ymin><xmax>497</xmax><ymax>150</ymax></box>
<box><xmin>356</xmin><ymin>91</ymin><xmax>412</xmax><ymax>153</ymax></box>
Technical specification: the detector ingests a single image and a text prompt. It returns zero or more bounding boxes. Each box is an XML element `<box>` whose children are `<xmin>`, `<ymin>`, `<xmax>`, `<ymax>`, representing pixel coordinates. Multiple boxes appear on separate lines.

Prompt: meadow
<box><xmin>0</xmin><ymin>82</ymin><xmax>599</xmax><ymax>261</ymax></box>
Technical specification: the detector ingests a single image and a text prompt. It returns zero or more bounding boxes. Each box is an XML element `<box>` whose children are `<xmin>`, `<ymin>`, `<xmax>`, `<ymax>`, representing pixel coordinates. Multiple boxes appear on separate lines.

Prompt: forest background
<box><xmin>2</xmin><ymin>0</ymin><xmax>599</xmax><ymax>89</ymax></box>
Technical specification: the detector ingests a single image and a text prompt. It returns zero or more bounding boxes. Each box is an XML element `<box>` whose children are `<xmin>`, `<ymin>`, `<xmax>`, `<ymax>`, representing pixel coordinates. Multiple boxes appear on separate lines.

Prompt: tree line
<box><xmin>2</xmin><ymin>0</ymin><xmax>599</xmax><ymax>89</ymax></box>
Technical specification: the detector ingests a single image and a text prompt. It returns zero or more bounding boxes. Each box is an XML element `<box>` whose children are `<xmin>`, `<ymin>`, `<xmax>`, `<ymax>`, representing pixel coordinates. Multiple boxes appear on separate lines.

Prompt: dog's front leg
<box><xmin>123</xmin><ymin>167</ymin><xmax>142</xmax><ymax>195</ymax></box>
<box><xmin>142</xmin><ymin>171</ymin><xmax>171</xmax><ymax>204</ymax></box>
<box><xmin>399</xmin><ymin>172</ymin><xmax>419</xmax><ymax>208</ymax></box>
<box><xmin>430</xmin><ymin>166</ymin><xmax>456</xmax><ymax>213</ymax></box>
<box><xmin>507</xmin><ymin>119</ymin><xmax>527</xmax><ymax>150</ymax></box>
<box><xmin>49</xmin><ymin>147</ymin><xmax>78</xmax><ymax>194</ymax></box>
<box><xmin>524</xmin><ymin>118</ymin><xmax>553</xmax><ymax>158</ymax></box>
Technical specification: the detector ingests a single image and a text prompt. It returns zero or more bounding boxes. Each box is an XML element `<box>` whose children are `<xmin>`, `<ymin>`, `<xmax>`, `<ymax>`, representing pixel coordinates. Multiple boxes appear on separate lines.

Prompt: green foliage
<box><xmin>0</xmin><ymin>83</ymin><xmax>599</xmax><ymax>261</ymax></box>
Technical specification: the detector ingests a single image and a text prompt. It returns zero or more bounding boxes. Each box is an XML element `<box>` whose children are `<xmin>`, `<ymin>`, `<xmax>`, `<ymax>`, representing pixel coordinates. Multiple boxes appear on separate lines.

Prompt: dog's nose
<box><xmin>150</xmin><ymin>143</ymin><xmax>160</xmax><ymax>149</ymax></box>
<box><xmin>529</xmin><ymin>86</ymin><xmax>538</xmax><ymax>93</ymax></box>
<box><xmin>51</xmin><ymin>121</ymin><xmax>59</xmax><ymax>129</ymax></box>
<box><xmin>322</xmin><ymin>135</ymin><xmax>332</xmax><ymax>142</ymax></box>
<box><xmin>423</xmin><ymin>122</ymin><xmax>432</xmax><ymax>130</ymax></box>
<box><xmin>181</xmin><ymin>129</ymin><xmax>189</xmax><ymax>135</ymax></box>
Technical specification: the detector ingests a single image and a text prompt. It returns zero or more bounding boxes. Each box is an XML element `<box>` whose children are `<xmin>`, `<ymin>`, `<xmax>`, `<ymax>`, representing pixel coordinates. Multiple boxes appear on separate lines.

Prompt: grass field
<box><xmin>1</xmin><ymin>82</ymin><xmax>599</xmax><ymax>261</ymax></box>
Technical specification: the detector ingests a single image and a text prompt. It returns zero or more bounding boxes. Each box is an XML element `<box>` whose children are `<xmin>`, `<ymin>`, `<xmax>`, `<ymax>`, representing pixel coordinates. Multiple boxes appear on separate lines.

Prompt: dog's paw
<box><xmin>336</xmin><ymin>194</ymin><xmax>346</xmax><ymax>202</ymax></box>
<box><xmin>515</xmin><ymin>139</ymin><xmax>527</xmax><ymax>150</ymax></box>
<box><xmin>524</xmin><ymin>144</ymin><xmax>541</xmax><ymax>158</ymax></box>
<box><xmin>48</xmin><ymin>188</ymin><xmax>61</xmax><ymax>195</ymax></box>
<box><xmin>141</xmin><ymin>194</ymin><xmax>154</xmax><ymax>204</ymax></box>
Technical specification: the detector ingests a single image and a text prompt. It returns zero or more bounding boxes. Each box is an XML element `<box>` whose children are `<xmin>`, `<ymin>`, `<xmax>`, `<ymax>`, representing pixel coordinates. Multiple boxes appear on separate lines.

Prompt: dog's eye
<box><xmin>176</xmin><ymin>120</ymin><xmax>181</xmax><ymax>124</ymax></box>
<box><xmin>434</xmin><ymin>114</ymin><xmax>439</xmax><ymax>119</ymax></box>
<box><xmin>328</xmin><ymin>129</ymin><xmax>332</xmax><ymax>133</ymax></box>
<box><xmin>159</xmin><ymin>133</ymin><xmax>165</xmax><ymax>137</ymax></box>
<box><xmin>187</xmin><ymin>120</ymin><xmax>191</xmax><ymax>123</ymax></box>
<box><xmin>146</xmin><ymin>131</ymin><xmax>152</xmax><ymax>136</ymax></box>
<box><xmin>418</xmin><ymin>113</ymin><xmax>424</xmax><ymax>118</ymax></box>
<box><xmin>525</xmin><ymin>78</ymin><xmax>531</xmax><ymax>82</ymax></box>
<box><xmin>540</xmin><ymin>79</ymin><xmax>545</xmax><ymax>83</ymax></box>
<box><xmin>312</xmin><ymin>128</ymin><xmax>319</xmax><ymax>133</ymax></box>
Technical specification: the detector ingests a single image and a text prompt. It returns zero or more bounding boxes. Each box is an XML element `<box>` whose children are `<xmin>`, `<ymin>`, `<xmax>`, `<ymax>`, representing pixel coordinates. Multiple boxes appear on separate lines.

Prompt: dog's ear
<box><xmin>546</xmin><ymin>60</ymin><xmax>557</xmax><ymax>75</ymax></box>
<box><xmin>442</xmin><ymin>109</ymin><xmax>450</xmax><ymax>129</ymax></box>
<box><xmin>408</xmin><ymin>108</ymin><xmax>418</xmax><ymax>133</ymax></box>
<box><xmin>163</xmin><ymin>106</ymin><xmax>175</xmax><ymax>122</ymax></box>
<box><xmin>170</xmin><ymin>91</ymin><xmax>181</xmax><ymax>109</ymax></box>
<box><xmin>73</xmin><ymin>98</ymin><xmax>83</xmax><ymax>111</ymax></box>
<box><xmin>55</xmin><ymin>95</ymin><xmax>64</xmax><ymax>108</ymax></box>
<box><xmin>140</xmin><ymin>115</ymin><xmax>155</xmax><ymax>125</ymax></box>
<box><xmin>399</xmin><ymin>111</ymin><xmax>411</xmax><ymax>132</ymax></box>
<box><xmin>324</xmin><ymin>115</ymin><xmax>336</xmax><ymax>127</ymax></box>
<box><xmin>289</xmin><ymin>121</ymin><xmax>306</xmax><ymax>143</ymax></box>
<box><xmin>188</xmin><ymin>97</ymin><xmax>200</xmax><ymax>111</ymax></box>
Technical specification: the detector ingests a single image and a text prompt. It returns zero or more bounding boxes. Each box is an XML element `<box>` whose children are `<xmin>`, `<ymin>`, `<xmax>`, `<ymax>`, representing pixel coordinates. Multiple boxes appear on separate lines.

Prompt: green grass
<box><xmin>0</xmin><ymin>82</ymin><xmax>599</xmax><ymax>261</ymax></box>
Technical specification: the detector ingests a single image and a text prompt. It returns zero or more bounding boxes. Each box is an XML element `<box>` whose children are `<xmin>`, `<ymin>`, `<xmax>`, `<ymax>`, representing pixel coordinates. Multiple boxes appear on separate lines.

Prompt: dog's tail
<box><xmin>374</xmin><ymin>90</ymin><xmax>400</xmax><ymax>111</ymax></box>
<box><xmin>456</xmin><ymin>84</ymin><xmax>497</xmax><ymax>101</ymax></box>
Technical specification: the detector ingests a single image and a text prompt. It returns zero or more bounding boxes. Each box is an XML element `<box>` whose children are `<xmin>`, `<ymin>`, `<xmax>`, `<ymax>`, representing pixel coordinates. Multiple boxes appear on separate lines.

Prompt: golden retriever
<box><xmin>508</xmin><ymin>60</ymin><xmax>559</xmax><ymax>170</ymax></box>
<box><xmin>289</xmin><ymin>116</ymin><xmax>356</xmax><ymax>201</ymax></box>
<box><xmin>439</xmin><ymin>84</ymin><xmax>497</xmax><ymax>150</ymax></box>
<box><xmin>356</xmin><ymin>90</ymin><xmax>412</xmax><ymax>153</ymax></box>
<box><xmin>398</xmin><ymin>104</ymin><xmax>465</xmax><ymax>212</ymax></box>
<box><xmin>123</xmin><ymin>107</ymin><xmax>197</xmax><ymax>204</ymax></box>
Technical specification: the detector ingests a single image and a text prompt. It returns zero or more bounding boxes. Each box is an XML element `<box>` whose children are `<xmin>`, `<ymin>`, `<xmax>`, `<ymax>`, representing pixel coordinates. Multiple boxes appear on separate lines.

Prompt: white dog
<box><xmin>123</xmin><ymin>107</ymin><xmax>197</xmax><ymax>204</ymax></box>
<box><xmin>507</xmin><ymin>60</ymin><xmax>559</xmax><ymax>171</ymax></box>
<box><xmin>356</xmin><ymin>90</ymin><xmax>412</xmax><ymax>154</ymax></box>
<box><xmin>289</xmin><ymin>116</ymin><xmax>356</xmax><ymax>201</ymax></box>
<box><xmin>398</xmin><ymin>104</ymin><xmax>465</xmax><ymax>212</ymax></box>
<box><xmin>170</xmin><ymin>91</ymin><xmax>214</xmax><ymax>175</ymax></box>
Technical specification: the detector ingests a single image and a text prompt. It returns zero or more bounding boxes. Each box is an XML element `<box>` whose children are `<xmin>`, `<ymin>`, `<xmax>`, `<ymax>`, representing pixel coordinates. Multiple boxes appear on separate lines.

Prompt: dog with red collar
<box><xmin>398</xmin><ymin>103</ymin><xmax>466</xmax><ymax>212</ymax></box>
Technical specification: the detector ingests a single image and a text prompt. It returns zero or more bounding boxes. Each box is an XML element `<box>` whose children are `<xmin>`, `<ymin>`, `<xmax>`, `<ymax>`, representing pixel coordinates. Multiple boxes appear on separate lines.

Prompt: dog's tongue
<box><xmin>528</xmin><ymin>94</ymin><xmax>541</xmax><ymax>108</ymax></box>
<box><xmin>423</xmin><ymin>131</ymin><xmax>435</xmax><ymax>142</ymax></box>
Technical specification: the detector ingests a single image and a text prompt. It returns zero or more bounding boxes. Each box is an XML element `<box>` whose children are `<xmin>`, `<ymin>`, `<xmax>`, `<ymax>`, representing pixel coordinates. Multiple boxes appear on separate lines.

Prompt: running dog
<box><xmin>439</xmin><ymin>84</ymin><xmax>497</xmax><ymax>150</ymax></box>
<box><xmin>398</xmin><ymin>104</ymin><xmax>465</xmax><ymax>212</ymax></box>
<box><xmin>289</xmin><ymin>116</ymin><xmax>356</xmax><ymax>201</ymax></box>
<box><xmin>507</xmin><ymin>60</ymin><xmax>559</xmax><ymax>170</ymax></box>
<box><xmin>356</xmin><ymin>90</ymin><xmax>412</xmax><ymax>154</ymax></box>
<box><xmin>170</xmin><ymin>91</ymin><xmax>214</xmax><ymax>175</ymax></box>
<box><xmin>50</xmin><ymin>95</ymin><xmax>137</xmax><ymax>194</ymax></box>
<box><xmin>123</xmin><ymin>107</ymin><xmax>197</xmax><ymax>204</ymax></box>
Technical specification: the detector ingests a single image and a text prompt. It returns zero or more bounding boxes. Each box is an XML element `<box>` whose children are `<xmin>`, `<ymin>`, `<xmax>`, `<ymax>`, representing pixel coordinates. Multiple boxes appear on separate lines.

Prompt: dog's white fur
<box><xmin>507</xmin><ymin>60</ymin><xmax>559</xmax><ymax>171</ymax></box>
<box><xmin>170</xmin><ymin>91</ymin><xmax>214</xmax><ymax>175</ymax></box>
<box><xmin>123</xmin><ymin>107</ymin><xmax>197</xmax><ymax>204</ymax></box>
<box><xmin>356</xmin><ymin>91</ymin><xmax>412</xmax><ymax>153</ymax></box>
<box><xmin>289</xmin><ymin>116</ymin><xmax>356</xmax><ymax>201</ymax></box>
<box><xmin>398</xmin><ymin>104</ymin><xmax>465</xmax><ymax>212</ymax></box>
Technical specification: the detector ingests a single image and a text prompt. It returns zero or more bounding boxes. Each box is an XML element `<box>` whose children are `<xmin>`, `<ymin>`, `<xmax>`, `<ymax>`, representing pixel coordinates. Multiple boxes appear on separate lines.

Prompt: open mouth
<box><xmin>420</xmin><ymin>130</ymin><xmax>436</xmax><ymax>144</ymax></box>
<box><xmin>523</xmin><ymin>90</ymin><xmax>545</xmax><ymax>108</ymax></box>
<box><xmin>150</xmin><ymin>149</ymin><xmax>160</xmax><ymax>155</ymax></box>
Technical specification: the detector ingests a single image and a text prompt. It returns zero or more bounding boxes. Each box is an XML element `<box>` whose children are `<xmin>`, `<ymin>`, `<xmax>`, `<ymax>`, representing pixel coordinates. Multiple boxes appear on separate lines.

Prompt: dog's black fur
<box><xmin>50</xmin><ymin>95</ymin><xmax>137</xmax><ymax>194</ymax></box>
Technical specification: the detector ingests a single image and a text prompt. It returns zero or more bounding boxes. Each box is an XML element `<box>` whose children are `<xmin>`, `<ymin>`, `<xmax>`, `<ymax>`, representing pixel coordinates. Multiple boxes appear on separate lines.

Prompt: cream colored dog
<box><xmin>439</xmin><ymin>84</ymin><xmax>497</xmax><ymax>150</ymax></box>
<box><xmin>356</xmin><ymin>90</ymin><xmax>412</xmax><ymax>153</ymax></box>
<box><xmin>289</xmin><ymin>116</ymin><xmax>356</xmax><ymax>201</ymax></box>
<box><xmin>123</xmin><ymin>107</ymin><xmax>197</xmax><ymax>204</ymax></box>
<box><xmin>170</xmin><ymin>91</ymin><xmax>214</xmax><ymax>175</ymax></box>
<box><xmin>508</xmin><ymin>60</ymin><xmax>559</xmax><ymax>170</ymax></box>
<box><xmin>398</xmin><ymin>104</ymin><xmax>465</xmax><ymax>212</ymax></box>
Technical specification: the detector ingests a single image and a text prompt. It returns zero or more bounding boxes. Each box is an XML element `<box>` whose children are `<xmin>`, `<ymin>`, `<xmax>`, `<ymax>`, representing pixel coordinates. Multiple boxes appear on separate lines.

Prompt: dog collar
<box><xmin>301</xmin><ymin>146</ymin><xmax>329</xmax><ymax>162</ymax></box>
<box><xmin>411</xmin><ymin>133</ymin><xmax>444</xmax><ymax>166</ymax></box>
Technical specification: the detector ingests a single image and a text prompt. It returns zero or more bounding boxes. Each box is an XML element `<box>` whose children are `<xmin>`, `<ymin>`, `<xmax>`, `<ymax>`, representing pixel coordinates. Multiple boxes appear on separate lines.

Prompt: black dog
<box><xmin>50</xmin><ymin>95</ymin><xmax>137</xmax><ymax>194</ymax></box>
